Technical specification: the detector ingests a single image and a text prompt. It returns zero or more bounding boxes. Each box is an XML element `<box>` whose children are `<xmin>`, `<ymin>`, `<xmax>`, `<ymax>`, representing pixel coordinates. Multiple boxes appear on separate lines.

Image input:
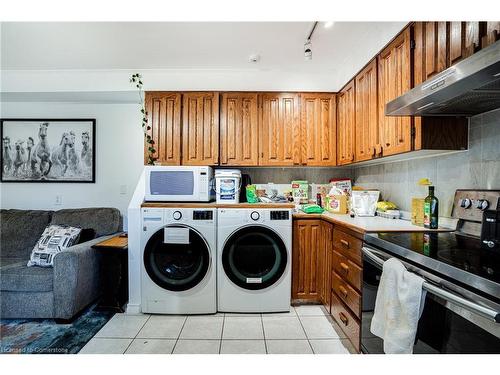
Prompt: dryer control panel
<box><xmin>270</xmin><ymin>211</ymin><xmax>290</xmax><ymax>220</ymax></box>
<box><xmin>193</xmin><ymin>210</ymin><xmax>214</xmax><ymax>221</ymax></box>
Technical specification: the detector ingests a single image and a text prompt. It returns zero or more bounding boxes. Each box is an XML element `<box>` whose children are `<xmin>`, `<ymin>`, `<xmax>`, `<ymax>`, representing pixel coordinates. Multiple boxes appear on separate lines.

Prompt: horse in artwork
<box><xmin>32</xmin><ymin>122</ymin><xmax>52</xmax><ymax>177</ymax></box>
<box><xmin>81</xmin><ymin>131</ymin><xmax>92</xmax><ymax>168</ymax></box>
<box><xmin>2</xmin><ymin>136</ymin><xmax>13</xmax><ymax>175</ymax></box>
<box><xmin>51</xmin><ymin>132</ymin><xmax>73</xmax><ymax>176</ymax></box>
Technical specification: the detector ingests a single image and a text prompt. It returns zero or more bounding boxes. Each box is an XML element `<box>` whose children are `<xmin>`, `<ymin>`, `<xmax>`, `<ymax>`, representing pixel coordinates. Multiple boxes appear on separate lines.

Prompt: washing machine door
<box><xmin>144</xmin><ymin>225</ymin><xmax>210</xmax><ymax>292</ymax></box>
<box><xmin>222</xmin><ymin>226</ymin><xmax>287</xmax><ymax>290</ymax></box>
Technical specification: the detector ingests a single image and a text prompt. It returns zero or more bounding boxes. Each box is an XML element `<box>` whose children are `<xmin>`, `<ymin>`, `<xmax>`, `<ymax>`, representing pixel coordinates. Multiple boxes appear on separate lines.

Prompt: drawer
<box><xmin>333</xmin><ymin>228</ymin><xmax>362</xmax><ymax>266</ymax></box>
<box><xmin>330</xmin><ymin>292</ymin><xmax>360</xmax><ymax>353</ymax></box>
<box><xmin>331</xmin><ymin>271</ymin><xmax>361</xmax><ymax>318</ymax></box>
<box><xmin>332</xmin><ymin>250</ymin><xmax>362</xmax><ymax>291</ymax></box>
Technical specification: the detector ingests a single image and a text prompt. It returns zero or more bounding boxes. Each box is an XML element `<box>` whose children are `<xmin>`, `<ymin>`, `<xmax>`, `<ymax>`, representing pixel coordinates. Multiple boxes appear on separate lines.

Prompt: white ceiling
<box><xmin>1</xmin><ymin>22</ymin><xmax>406</xmax><ymax>92</ymax></box>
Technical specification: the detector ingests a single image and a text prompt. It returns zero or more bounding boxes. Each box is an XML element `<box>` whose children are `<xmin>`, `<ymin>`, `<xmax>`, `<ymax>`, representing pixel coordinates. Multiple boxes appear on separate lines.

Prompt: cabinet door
<box><xmin>449</xmin><ymin>22</ymin><xmax>480</xmax><ymax>65</ymax></box>
<box><xmin>300</xmin><ymin>93</ymin><xmax>336</xmax><ymax>166</ymax></box>
<box><xmin>337</xmin><ymin>80</ymin><xmax>356</xmax><ymax>165</ymax></box>
<box><xmin>259</xmin><ymin>93</ymin><xmax>301</xmax><ymax>166</ymax></box>
<box><xmin>413</xmin><ymin>22</ymin><xmax>447</xmax><ymax>85</ymax></box>
<box><xmin>355</xmin><ymin>59</ymin><xmax>379</xmax><ymax>162</ymax></box>
<box><xmin>144</xmin><ymin>92</ymin><xmax>182</xmax><ymax>165</ymax></box>
<box><xmin>220</xmin><ymin>92</ymin><xmax>259</xmax><ymax>166</ymax></box>
<box><xmin>378</xmin><ymin>27</ymin><xmax>413</xmax><ymax>157</ymax></box>
<box><xmin>292</xmin><ymin>220</ymin><xmax>322</xmax><ymax>301</ymax></box>
<box><xmin>482</xmin><ymin>22</ymin><xmax>500</xmax><ymax>48</ymax></box>
<box><xmin>182</xmin><ymin>92</ymin><xmax>219</xmax><ymax>165</ymax></box>
<box><xmin>321</xmin><ymin>221</ymin><xmax>333</xmax><ymax>311</ymax></box>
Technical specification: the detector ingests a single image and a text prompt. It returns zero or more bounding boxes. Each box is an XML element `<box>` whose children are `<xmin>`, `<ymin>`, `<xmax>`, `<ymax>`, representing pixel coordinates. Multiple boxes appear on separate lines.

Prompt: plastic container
<box><xmin>215</xmin><ymin>169</ymin><xmax>241</xmax><ymax>204</ymax></box>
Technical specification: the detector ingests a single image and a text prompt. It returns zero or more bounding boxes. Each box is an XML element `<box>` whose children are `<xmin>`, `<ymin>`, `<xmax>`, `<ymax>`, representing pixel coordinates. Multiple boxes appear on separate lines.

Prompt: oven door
<box><xmin>361</xmin><ymin>246</ymin><xmax>500</xmax><ymax>354</ymax></box>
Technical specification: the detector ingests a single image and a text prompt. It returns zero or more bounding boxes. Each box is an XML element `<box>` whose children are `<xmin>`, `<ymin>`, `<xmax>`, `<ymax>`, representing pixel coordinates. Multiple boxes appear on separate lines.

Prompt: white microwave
<box><xmin>144</xmin><ymin>166</ymin><xmax>214</xmax><ymax>202</ymax></box>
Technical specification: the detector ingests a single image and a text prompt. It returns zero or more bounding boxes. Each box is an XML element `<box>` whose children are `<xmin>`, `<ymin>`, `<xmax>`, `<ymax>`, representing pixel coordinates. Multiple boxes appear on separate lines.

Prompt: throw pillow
<box><xmin>77</xmin><ymin>228</ymin><xmax>96</xmax><ymax>244</ymax></box>
<box><xmin>27</xmin><ymin>224</ymin><xmax>82</xmax><ymax>267</ymax></box>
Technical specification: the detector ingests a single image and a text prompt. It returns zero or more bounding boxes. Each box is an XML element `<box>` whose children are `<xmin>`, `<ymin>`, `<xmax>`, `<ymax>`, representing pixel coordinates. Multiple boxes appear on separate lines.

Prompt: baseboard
<box><xmin>124</xmin><ymin>303</ymin><xmax>141</xmax><ymax>315</ymax></box>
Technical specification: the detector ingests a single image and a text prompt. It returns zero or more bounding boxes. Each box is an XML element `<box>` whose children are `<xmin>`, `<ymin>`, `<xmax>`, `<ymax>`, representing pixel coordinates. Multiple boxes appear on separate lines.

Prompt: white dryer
<box><xmin>141</xmin><ymin>207</ymin><xmax>216</xmax><ymax>314</ymax></box>
<box><xmin>217</xmin><ymin>208</ymin><xmax>292</xmax><ymax>313</ymax></box>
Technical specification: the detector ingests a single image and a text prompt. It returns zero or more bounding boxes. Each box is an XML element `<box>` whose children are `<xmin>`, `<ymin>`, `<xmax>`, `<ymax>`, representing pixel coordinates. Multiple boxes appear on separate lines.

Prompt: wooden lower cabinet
<box><xmin>292</xmin><ymin>219</ymin><xmax>363</xmax><ymax>352</ymax></box>
<box><xmin>330</xmin><ymin>292</ymin><xmax>361</xmax><ymax>352</ymax></box>
<box><xmin>292</xmin><ymin>219</ymin><xmax>322</xmax><ymax>301</ymax></box>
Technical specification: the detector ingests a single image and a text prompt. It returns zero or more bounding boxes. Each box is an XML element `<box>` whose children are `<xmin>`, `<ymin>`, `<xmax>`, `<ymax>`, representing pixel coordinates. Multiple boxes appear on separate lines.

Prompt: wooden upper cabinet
<box><xmin>220</xmin><ymin>92</ymin><xmax>259</xmax><ymax>166</ymax></box>
<box><xmin>144</xmin><ymin>92</ymin><xmax>182</xmax><ymax>165</ymax></box>
<box><xmin>337</xmin><ymin>80</ymin><xmax>355</xmax><ymax>165</ymax></box>
<box><xmin>300</xmin><ymin>93</ymin><xmax>336</xmax><ymax>166</ymax></box>
<box><xmin>449</xmin><ymin>22</ymin><xmax>480</xmax><ymax>66</ymax></box>
<box><xmin>378</xmin><ymin>27</ymin><xmax>413</xmax><ymax>157</ymax></box>
<box><xmin>354</xmin><ymin>59</ymin><xmax>379</xmax><ymax>162</ymax></box>
<box><xmin>181</xmin><ymin>92</ymin><xmax>219</xmax><ymax>165</ymax></box>
<box><xmin>482</xmin><ymin>22</ymin><xmax>500</xmax><ymax>48</ymax></box>
<box><xmin>259</xmin><ymin>93</ymin><xmax>300</xmax><ymax>166</ymax></box>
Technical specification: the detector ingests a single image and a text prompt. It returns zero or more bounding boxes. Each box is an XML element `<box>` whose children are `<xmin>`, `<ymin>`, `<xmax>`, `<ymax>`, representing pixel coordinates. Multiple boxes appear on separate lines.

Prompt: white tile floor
<box><xmin>79</xmin><ymin>305</ymin><xmax>352</xmax><ymax>354</ymax></box>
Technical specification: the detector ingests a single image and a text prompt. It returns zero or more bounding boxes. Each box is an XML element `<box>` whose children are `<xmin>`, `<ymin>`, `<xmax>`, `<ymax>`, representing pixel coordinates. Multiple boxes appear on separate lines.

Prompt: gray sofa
<box><xmin>0</xmin><ymin>207</ymin><xmax>122</xmax><ymax>320</ymax></box>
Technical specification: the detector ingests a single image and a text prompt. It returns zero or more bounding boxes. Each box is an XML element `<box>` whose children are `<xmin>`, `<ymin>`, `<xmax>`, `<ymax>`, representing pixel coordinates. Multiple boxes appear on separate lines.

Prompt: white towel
<box><xmin>370</xmin><ymin>257</ymin><xmax>427</xmax><ymax>354</ymax></box>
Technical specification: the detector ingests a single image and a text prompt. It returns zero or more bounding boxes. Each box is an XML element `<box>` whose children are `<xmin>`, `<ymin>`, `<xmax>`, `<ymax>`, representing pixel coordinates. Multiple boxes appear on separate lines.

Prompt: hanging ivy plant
<box><xmin>130</xmin><ymin>73</ymin><xmax>157</xmax><ymax>165</ymax></box>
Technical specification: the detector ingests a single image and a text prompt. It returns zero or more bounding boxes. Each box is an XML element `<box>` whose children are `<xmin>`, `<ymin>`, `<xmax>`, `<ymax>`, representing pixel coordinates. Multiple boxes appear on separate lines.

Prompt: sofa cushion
<box><xmin>0</xmin><ymin>261</ymin><xmax>53</xmax><ymax>292</ymax></box>
<box><xmin>50</xmin><ymin>207</ymin><xmax>121</xmax><ymax>237</ymax></box>
<box><xmin>0</xmin><ymin>209</ymin><xmax>53</xmax><ymax>260</ymax></box>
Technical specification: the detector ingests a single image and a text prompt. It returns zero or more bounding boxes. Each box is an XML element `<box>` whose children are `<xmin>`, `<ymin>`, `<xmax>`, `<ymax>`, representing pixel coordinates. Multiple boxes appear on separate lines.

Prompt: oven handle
<box><xmin>362</xmin><ymin>246</ymin><xmax>500</xmax><ymax>323</ymax></box>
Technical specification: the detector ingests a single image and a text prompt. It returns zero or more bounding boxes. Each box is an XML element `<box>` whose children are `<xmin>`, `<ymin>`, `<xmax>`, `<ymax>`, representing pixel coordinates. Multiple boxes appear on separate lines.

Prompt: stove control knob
<box><xmin>476</xmin><ymin>199</ymin><xmax>490</xmax><ymax>210</ymax></box>
<box><xmin>483</xmin><ymin>240</ymin><xmax>495</xmax><ymax>248</ymax></box>
<box><xmin>250</xmin><ymin>211</ymin><xmax>260</xmax><ymax>221</ymax></box>
<box><xmin>460</xmin><ymin>198</ymin><xmax>472</xmax><ymax>209</ymax></box>
<box><xmin>173</xmin><ymin>211</ymin><xmax>182</xmax><ymax>220</ymax></box>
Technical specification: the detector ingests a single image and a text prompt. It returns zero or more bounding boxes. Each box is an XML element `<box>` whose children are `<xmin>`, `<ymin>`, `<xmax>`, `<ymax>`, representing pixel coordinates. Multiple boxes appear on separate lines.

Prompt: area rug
<box><xmin>0</xmin><ymin>306</ymin><xmax>114</xmax><ymax>354</ymax></box>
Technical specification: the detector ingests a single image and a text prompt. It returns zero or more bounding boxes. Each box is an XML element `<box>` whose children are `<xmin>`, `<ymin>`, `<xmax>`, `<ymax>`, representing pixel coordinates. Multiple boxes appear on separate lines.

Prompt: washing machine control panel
<box><xmin>193</xmin><ymin>210</ymin><xmax>214</xmax><ymax>221</ymax></box>
<box><xmin>270</xmin><ymin>210</ymin><xmax>290</xmax><ymax>220</ymax></box>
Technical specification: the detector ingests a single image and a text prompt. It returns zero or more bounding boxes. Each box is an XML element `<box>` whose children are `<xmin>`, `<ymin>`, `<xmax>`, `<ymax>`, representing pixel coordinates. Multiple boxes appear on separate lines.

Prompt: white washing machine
<box><xmin>217</xmin><ymin>208</ymin><xmax>292</xmax><ymax>313</ymax></box>
<box><xmin>141</xmin><ymin>207</ymin><xmax>216</xmax><ymax>314</ymax></box>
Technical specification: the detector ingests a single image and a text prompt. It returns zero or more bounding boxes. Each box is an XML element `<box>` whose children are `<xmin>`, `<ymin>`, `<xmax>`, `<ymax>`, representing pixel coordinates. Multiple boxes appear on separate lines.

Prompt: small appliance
<box><xmin>144</xmin><ymin>166</ymin><xmax>214</xmax><ymax>202</ymax></box>
<box><xmin>141</xmin><ymin>207</ymin><xmax>217</xmax><ymax>314</ymax></box>
<box><xmin>217</xmin><ymin>208</ymin><xmax>292</xmax><ymax>313</ymax></box>
<box><xmin>362</xmin><ymin>189</ymin><xmax>500</xmax><ymax>353</ymax></box>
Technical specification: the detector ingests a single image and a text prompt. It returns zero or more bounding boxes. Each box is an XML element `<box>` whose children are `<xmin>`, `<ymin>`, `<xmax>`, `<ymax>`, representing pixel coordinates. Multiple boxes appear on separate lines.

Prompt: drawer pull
<box><xmin>340</xmin><ymin>239</ymin><xmax>350</xmax><ymax>248</ymax></box>
<box><xmin>340</xmin><ymin>262</ymin><xmax>349</xmax><ymax>273</ymax></box>
<box><xmin>339</xmin><ymin>285</ymin><xmax>348</xmax><ymax>299</ymax></box>
<box><xmin>339</xmin><ymin>312</ymin><xmax>349</xmax><ymax>326</ymax></box>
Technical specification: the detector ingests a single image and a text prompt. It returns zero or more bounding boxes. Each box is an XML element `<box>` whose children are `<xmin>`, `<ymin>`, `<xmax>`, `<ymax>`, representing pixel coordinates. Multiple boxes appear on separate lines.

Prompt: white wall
<box><xmin>0</xmin><ymin>102</ymin><xmax>144</xmax><ymax>218</ymax></box>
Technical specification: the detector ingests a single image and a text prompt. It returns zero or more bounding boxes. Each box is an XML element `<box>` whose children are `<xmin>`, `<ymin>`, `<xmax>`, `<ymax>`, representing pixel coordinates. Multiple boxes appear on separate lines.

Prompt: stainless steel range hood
<box><xmin>386</xmin><ymin>40</ymin><xmax>500</xmax><ymax>117</ymax></box>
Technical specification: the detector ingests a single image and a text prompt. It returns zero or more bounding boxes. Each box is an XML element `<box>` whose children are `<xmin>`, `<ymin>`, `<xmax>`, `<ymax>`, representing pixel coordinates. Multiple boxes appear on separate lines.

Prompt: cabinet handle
<box><xmin>339</xmin><ymin>312</ymin><xmax>349</xmax><ymax>325</ymax></box>
<box><xmin>340</xmin><ymin>262</ymin><xmax>349</xmax><ymax>274</ymax></box>
<box><xmin>350</xmin><ymin>153</ymin><xmax>355</xmax><ymax>161</ymax></box>
<box><xmin>340</xmin><ymin>239</ymin><xmax>350</xmax><ymax>248</ymax></box>
<box><xmin>339</xmin><ymin>285</ymin><xmax>348</xmax><ymax>299</ymax></box>
<box><xmin>385</xmin><ymin>142</ymin><xmax>391</xmax><ymax>147</ymax></box>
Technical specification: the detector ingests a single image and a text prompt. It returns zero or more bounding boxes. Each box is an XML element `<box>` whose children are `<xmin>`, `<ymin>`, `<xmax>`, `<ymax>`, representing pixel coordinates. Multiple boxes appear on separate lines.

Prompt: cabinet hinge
<box><xmin>410</xmin><ymin>39</ymin><xmax>416</xmax><ymax>50</ymax></box>
<box><xmin>411</xmin><ymin>126</ymin><xmax>416</xmax><ymax>138</ymax></box>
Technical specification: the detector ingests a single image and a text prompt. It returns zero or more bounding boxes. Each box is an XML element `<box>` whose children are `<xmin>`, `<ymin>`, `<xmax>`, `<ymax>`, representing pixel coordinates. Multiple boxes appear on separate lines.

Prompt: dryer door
<box><xmin>144</xmin><ymin>225</ymin><xmax>210</xmax><ymax>292</ymax></box>
<box><xmin>222</xmin><ymin>226</ymin><xmax>288</xmax><ymax>290</ymax></box>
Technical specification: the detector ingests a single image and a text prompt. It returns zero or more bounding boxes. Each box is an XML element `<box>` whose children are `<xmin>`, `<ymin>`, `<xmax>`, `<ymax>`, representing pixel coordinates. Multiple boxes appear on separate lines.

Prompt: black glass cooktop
<box><xmin>365</xmin><ymin>231</ymin><xmax>500</xmax><ymax>301</ymax></box>
<box><xmin>375</xmin><ymin>232</ymin><xmax>500</xmax><ymax>284</ymax></box>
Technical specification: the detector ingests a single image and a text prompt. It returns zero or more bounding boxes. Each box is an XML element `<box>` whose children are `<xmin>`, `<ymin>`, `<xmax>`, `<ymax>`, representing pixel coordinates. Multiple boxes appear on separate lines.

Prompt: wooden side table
<box><xmin>92</xmin><ymin>233</ymin><xmax>128</xmax><ymax>312</ymax></box>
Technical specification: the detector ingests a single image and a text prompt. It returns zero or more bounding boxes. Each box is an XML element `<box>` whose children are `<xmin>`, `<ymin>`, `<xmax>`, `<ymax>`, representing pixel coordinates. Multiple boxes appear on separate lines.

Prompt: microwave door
<box><xmin>148</xmin><ymin>170</ymin><xmax>196</xmax><ymax>201</ymax></box>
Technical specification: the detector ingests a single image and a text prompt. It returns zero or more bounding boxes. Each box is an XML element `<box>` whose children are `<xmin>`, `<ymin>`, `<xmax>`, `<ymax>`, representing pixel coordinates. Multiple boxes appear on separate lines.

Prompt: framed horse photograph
<box><xmin>1</xmin><ymin>119</ymin><xmax>96</xmax><ymax>183</ymax></box>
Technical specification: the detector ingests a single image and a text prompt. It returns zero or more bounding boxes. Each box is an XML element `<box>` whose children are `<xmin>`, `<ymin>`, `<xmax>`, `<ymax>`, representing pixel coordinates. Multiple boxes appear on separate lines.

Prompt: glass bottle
<box><xmin>423</xmin><ymin>186</ymin><xmax>439</xmax><ymax>229</ymax></box>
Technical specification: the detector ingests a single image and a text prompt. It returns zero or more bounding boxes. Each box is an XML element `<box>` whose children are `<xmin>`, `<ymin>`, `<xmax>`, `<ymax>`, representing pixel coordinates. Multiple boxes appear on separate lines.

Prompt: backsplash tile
<box><xmin>353</xmin><ymin>109</ymin><xmax>500</xmax><ymax>217</ymax></box>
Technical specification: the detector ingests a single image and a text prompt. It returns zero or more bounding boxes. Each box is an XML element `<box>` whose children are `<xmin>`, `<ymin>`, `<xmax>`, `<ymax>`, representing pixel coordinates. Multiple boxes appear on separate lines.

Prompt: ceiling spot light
<box><xmin>304</xmin><ymin>41</ymin><xmax>312</xmax><ymax>61</ymax></box>
<box><xmin>324</xmin><ymin>21</ymin><xmax>335</xmax><ymax>28</ymax></box>
<box><xmin>248</xmin><ymin>54</ymin><xmax>260</xmax><ymax>63</ymax></box>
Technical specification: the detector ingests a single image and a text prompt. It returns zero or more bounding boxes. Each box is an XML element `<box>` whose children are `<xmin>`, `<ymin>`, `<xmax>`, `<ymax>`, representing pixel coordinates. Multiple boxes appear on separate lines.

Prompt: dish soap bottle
<box><xmin>423</xmin><ymin>186</ymin><xmax>439</xmax><ymax>229</ymax></box>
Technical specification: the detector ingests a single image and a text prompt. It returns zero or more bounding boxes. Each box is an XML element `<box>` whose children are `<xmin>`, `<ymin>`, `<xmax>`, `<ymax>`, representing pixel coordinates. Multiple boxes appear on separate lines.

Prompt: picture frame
<box><xmin>1</xmin><ymin>118</ymin><xmax>96</xmax><ymax>183</ymax></box>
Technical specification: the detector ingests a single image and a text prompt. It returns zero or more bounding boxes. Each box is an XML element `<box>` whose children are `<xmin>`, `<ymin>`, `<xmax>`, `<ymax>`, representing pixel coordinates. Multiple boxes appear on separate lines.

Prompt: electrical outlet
<box><xmin>55</xmin><ymin>195</ymin><xmax>63</xmax><ymax>205</ymax></box>
<box><xmin>119</xmin><ymin>185</ymin><xmax>127</xmax><ymax>195</ymax></box>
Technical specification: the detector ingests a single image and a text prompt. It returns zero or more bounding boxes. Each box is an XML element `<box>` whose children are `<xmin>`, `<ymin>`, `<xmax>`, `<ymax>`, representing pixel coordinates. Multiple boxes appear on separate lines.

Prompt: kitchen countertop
<box><xmin>141</xmin><ymin>202</ymin><xmax>295</xmax><ymax>209</ymax></box>
<box><xmin>292</xmin><ymin>211</ymin><xmax>455</xmax><ymax>234</ymax></box>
